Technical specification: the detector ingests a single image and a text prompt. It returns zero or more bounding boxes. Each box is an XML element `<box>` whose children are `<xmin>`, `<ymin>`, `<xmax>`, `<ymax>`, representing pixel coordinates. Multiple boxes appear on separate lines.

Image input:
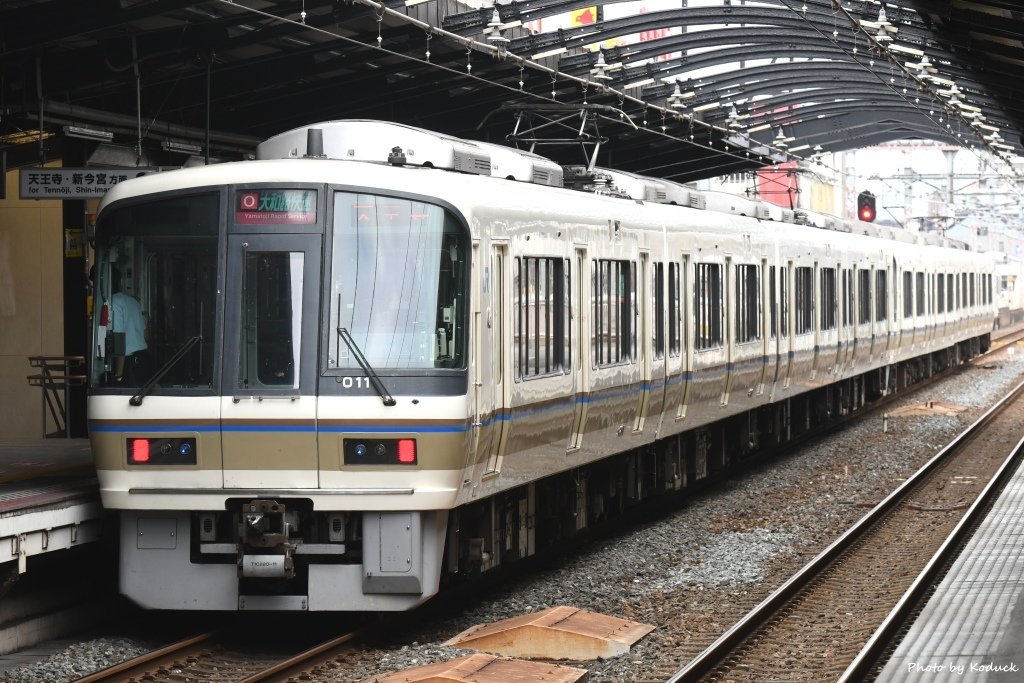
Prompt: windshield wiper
<box><xmin>337</xmin><ymin>327</ymin><xmax>396</xmax><ymax>407</ymax></box>
<box><xmin>130</xmin><ymin>335</ymin><xmax>202</xmax><ymax>407</ymax></box>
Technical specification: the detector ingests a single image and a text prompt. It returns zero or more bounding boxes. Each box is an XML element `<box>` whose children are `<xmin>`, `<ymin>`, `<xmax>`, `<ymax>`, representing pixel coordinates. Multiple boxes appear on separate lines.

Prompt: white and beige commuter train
<box><xmin>88</xmin><ymin>120</ymin><xmax>995</xmax><ymax>611</ymax></box>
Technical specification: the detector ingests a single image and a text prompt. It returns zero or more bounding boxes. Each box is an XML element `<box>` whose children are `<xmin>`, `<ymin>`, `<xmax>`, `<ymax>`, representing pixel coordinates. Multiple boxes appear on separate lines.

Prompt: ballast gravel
<box><xmin>0</xmin><ymin>638</ymin><xmax>155</xmax><ymax>683</ymax></box>
<box><xmin>3</xmin><ymin>348</ymin><xmax>1023</xmax><ymax>682</ymax></box>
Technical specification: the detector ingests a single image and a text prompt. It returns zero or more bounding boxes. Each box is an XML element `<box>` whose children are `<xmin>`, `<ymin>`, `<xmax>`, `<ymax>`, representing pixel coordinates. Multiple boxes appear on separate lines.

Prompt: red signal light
<box><xmin>130</xmin><ymin>439</ymin><xmax>151</xmax><ymax>463</ymax></box>
<box><xmin>857</xmin><ymin>191</ymin><xmax>876</xmax><ymax>223</ymax></box>
<box><xmin>397</xmin><ymin>439</ymin><xmax>416</xmax><ymax>464</ymax></box>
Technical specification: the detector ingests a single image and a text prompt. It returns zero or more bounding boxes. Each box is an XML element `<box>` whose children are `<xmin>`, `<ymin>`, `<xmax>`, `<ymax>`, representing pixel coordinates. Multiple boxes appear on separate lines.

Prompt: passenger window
<box><xmin>858</xmin><ymin>269</ymin><xmax>872</xmax><ymax>324</ymax></box>
<box><xmin>820</xmin><ymin>267</ymin><xmax>837</xmax><ymax>331</ymax></box>
<box><xmin>794</xmin><ymin>266</ymin><xmax>813</xmax><ymax>334</ymax></box>
<box><xmin>695</xmin><ymin>262</ymin><xmax>724</xmax><ymax>350</ymax></box>
<box><xmin>515</xmin><ymin>256</ymin><xmax>569</xmax><ymax>379</ymax></box>
<box><xmin>735</xmin><ymin>264</ymin><xmax>761</xmax><ymax>343</ymax></box>
<box><xmin>875</xmin><ymin>271</ymin><xmax>888</xmax><ymax>322</ymax></box>
<box><xmin>594</xmin><ymin>259</ymin><xmax>635</xmax><ymax>365</ymax></box>
<box><xmin>239</xmin><ymin>251</ymin><xmax>303</xmax><ymax>390</ymax></box>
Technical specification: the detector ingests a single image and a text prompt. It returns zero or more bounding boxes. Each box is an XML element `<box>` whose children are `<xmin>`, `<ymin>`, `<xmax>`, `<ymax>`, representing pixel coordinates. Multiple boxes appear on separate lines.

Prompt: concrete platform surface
<box><xmin>876</xmin><ymin>460</ymin><xmax>1024</xmax><ymax>681</ymax></box>
<box><xmin>0</xmin><ymin>439</ymin><xmax>93</xmax><ymax>485</ymax></box>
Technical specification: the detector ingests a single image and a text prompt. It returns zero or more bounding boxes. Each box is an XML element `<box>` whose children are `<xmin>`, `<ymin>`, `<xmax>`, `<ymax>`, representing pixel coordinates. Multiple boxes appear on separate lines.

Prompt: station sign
<box><xmin>19</xmin><ymin>167</ymin><xmax>159</xmax><ymax>199</ymax></box>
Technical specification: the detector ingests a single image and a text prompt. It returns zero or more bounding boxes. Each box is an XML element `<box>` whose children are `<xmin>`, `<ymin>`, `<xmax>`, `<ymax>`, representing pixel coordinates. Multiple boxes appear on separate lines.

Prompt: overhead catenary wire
<box><xmin>211</xmin><ymin>0</ymin><xmax>1020</xmax><ymax>206</ymax></box>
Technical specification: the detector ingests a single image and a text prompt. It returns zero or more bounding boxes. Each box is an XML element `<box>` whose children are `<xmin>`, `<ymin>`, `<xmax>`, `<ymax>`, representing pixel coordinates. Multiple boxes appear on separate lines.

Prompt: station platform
<box><xmin>876</xmin><ymin>458</ymin><xmax>1024</xmax><ymax>681</ymax></box>
<box><xmin>0</xmin><ymin>440</ymin><xmax>105</xmax><ymax>574</ymax></box>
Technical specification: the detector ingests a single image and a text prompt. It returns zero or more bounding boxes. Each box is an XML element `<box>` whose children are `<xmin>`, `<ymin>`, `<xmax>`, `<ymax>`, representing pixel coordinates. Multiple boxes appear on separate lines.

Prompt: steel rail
<box><xmin>76</xmin><ymin>632</ymin><xmax>214</xmax><ymax>683</ymax></box>
<box><xmin>237</xmin><ymin>629</ymin><xmax>363</xmax><ymax>683</ymax></box>
<box><xmin>667</xmin><ymin>372</ymin><xmax>1024</xmax><ymax>683</ymax></box>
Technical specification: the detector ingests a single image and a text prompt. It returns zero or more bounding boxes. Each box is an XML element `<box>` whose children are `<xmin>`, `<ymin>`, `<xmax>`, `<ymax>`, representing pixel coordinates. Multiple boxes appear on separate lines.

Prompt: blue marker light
<box><xmin>179</xmin><ymin>442</ymin><xmax>192</xmax><ymax>457</ymax></box>
<box><xmin>354</xmin><ymin>443</ymin><xmax>367</xmax><ymax>457</ymax></box>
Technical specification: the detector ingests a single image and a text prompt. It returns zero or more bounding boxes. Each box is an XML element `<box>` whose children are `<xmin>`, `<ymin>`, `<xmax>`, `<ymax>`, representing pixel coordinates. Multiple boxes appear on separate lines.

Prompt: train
<box><xmin>993</xmin><ymin>251</ymin><xmax>1024</xmax><ymax>328</ymax></box>
<box><xmin>87</xmin><ymin>120</ymin><xmax>995</xmax><ymax>611</ymax></box>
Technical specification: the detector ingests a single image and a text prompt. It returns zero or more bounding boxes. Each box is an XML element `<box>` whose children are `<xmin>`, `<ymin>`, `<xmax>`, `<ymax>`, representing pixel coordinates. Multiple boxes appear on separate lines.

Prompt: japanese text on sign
<box><xmin>19</xmin><ymin>167</ymin><xmax>158</xmax><ymax>199</ymax></box>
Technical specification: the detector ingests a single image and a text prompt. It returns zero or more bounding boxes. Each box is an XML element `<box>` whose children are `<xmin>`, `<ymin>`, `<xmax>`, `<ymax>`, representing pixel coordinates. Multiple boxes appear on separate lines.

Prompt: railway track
<box><xmin>666</xmin><ymin>362</ymin><xmax>1024</xmax><ymax>681</ymax></box>
<box><xmin>76</xmin><ymin>629</ymin><xmax>364</xmax><ymax>682</ymax></box>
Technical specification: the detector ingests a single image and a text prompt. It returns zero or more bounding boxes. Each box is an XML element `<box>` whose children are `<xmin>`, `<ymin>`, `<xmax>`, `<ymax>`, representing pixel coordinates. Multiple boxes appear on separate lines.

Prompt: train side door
<box><xmin>722</xmin><ymin>256</ymin><xmax>734</xmax><ymax>405</ymax></box>
<box><xmin>484</xmin><ymin>244</ymin><xmax>510</xmax><ymax>474</ymax></box>
<box><xmin>633</xmin><ymin>251</ymin><xmax>651</xmax><ymax>432</ymax></box>
<box><xmin>471</xmin><ymin>242</ymin><xmax>484</xmax><ymax>460</ymax></box>
<box><xmin>677</xmin><ymin>254</ymin><xmax>693</xmax><ymax>419</ymax></box>
<box><xmin>221</xmin><ymin>232</ymin><xmax>322</xmax><ymax>488</ymax></box>
<box><xmin>811</xmin><ymin>260</ymin><xmax>821</xmax><ymax>381</ymax></box>
<box><xmin>889</xmin><ymin>259</ymin><xmax>899</xmax><ymax>358</ymax></box>
<box><xmin>782</xmin><ymin>261</ymin><xmax>793</xmax><ymax>388</ymax></box>
<box><xmin>568</xmin><ymin>247</ymin><xmax>589</xmax><ymax>450</ymax></box>
<box><xmin>758</xmin><ymin>257</ymin><xmax>770</xmax><ymax>395</ymax></box>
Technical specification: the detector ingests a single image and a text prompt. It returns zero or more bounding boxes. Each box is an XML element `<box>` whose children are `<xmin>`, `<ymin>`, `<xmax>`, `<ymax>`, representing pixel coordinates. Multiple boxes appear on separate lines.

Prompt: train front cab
<box><xmin>88</xmin><ymin>179</ymin><xmax>472</xmax><ymax>610</ymax></box>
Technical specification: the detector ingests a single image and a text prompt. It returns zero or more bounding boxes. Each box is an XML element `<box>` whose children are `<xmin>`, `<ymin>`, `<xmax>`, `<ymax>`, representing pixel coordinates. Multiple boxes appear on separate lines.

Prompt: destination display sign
<box><xmin>235</xmin><ymin>189</ymin><xmax>317</xmax><ymax>224</ymax></box>
<box><xmin>19</xmin><ymin>167</ymin><xmax>158</xmax><ymax>199</ymax></box>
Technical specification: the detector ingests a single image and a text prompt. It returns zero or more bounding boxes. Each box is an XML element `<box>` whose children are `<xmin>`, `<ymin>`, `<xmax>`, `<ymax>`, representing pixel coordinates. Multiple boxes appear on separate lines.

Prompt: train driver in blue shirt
<box><xmin>109</xmin><ymin>267</ymin><xmax>149</xmax><ymax>384</ymax></box>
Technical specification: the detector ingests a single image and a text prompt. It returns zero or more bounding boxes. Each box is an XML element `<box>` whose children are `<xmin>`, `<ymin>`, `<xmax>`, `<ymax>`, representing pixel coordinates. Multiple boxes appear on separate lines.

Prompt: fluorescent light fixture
<box><xmin>532</xmin><ymin>47</ymin><xmax>567</xmax><ymax>59</ymax></box>
<box><xmin>624</xmin><ymin>77</ymin><xmax>655</xmax><ymax>89</ymax></box>
<box><xmin>888</xmin><ymin>43</ymin><xmax>924</xmax><ymax>57</ymax></box>
<box><xmin>977</xmin><ymin>123</ymin><xmax>1000</xmax><ymax>132</ymax></box>
<box><xmin>747</xmin><ymin>123</ymin><xmax>772</xmax><ymax>133</ymax></box>
<box><xmin>789</xmin><ymin>144</ymin><xmax>810</xmax><ymax>152</ymax></box>
<box><xmin>405</xmin><ymin>0</ymin><xmax>430</xmax><ymax>6</ymax></box>
<box><xmin>0</xmin><ymin>129</ymin><xmax>53</xmax><ymax>145</ymax></box>
<box><xmin>692</xmin><ymin>102</ymin><xmax>720</xmax><ymax>112</ymax></box>
<box><xmin>162</xmin><ymin>140</ymin><xmax>203</xmax><ymax>155</ymax></box>
<box><xmin>63</xmin><ymin>125</ymin><xmax>113</xmax><ymax>142</ymax></box>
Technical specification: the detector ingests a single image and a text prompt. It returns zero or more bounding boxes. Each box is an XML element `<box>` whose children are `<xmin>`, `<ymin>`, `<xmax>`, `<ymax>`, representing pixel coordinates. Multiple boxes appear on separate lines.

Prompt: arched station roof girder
<box><xmin>613</xmin><ymin>110</ymin><xmax>957</xmax><ymax>181</ymax></box>
<box><xmin>558</xmin><ymin>27</ymin><xmax>901</xmax><ymax>77</ymax></box>
<box><xmin>438</xmin><ymin>0</ymin><xmax>1017</xmax><ymax>164</ymax></box>
<box><xmin>1</xmin><ymin>0</ymin><xmax>1022</xmax><ymax>185</ymax></box>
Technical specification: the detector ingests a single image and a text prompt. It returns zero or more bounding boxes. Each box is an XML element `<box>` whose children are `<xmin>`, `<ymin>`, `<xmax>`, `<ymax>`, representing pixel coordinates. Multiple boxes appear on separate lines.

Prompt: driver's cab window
<box><xmin>90</xmin><ymin>193</ymin><xmax>218</xmax><ymax>391</ymax></box>
<box><xmin>327</xmin><ymin>192</ymin><xmax>468</xmax><ymax>371</ymax></box>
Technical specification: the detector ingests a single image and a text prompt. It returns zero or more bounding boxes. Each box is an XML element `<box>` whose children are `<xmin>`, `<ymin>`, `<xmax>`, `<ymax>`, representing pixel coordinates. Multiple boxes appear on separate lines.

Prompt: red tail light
<box><xmin>99</xmin><ymin>304</ymin><xmax>109</xmax><ymax>327</ymax></box>
<box><xmin>131</xmin><ymin>439</ymin><xmax>151</xmax><ymax>463</ymax></box>
<box><xmin>397</xmin><ymin>439</ymin><xmax>416</xmax><ymax>464</ymax></box>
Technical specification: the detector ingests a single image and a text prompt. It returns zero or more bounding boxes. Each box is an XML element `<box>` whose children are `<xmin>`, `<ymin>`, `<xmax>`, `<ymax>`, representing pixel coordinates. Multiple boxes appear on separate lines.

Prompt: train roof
<box><xmin>99</xmin><ymin>120</ymin><xmax>976</xmax><ymax>258</ymax></box>
<box><xmin>96</xmin><ymin>156</ymin><xmax>984</xmax><ymax>271</ymax></box>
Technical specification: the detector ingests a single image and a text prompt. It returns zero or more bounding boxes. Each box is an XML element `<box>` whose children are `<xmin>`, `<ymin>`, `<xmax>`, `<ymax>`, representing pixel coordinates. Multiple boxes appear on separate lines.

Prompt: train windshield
<box><xmin>90</xmin><ymin>192</ymin><xmax>219</xmax><ymax>391</ymax></box>
<box><xmin>327</xmin><ymin>192</ymin><xmax>467</xmax><ymax>370</ymax></box>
